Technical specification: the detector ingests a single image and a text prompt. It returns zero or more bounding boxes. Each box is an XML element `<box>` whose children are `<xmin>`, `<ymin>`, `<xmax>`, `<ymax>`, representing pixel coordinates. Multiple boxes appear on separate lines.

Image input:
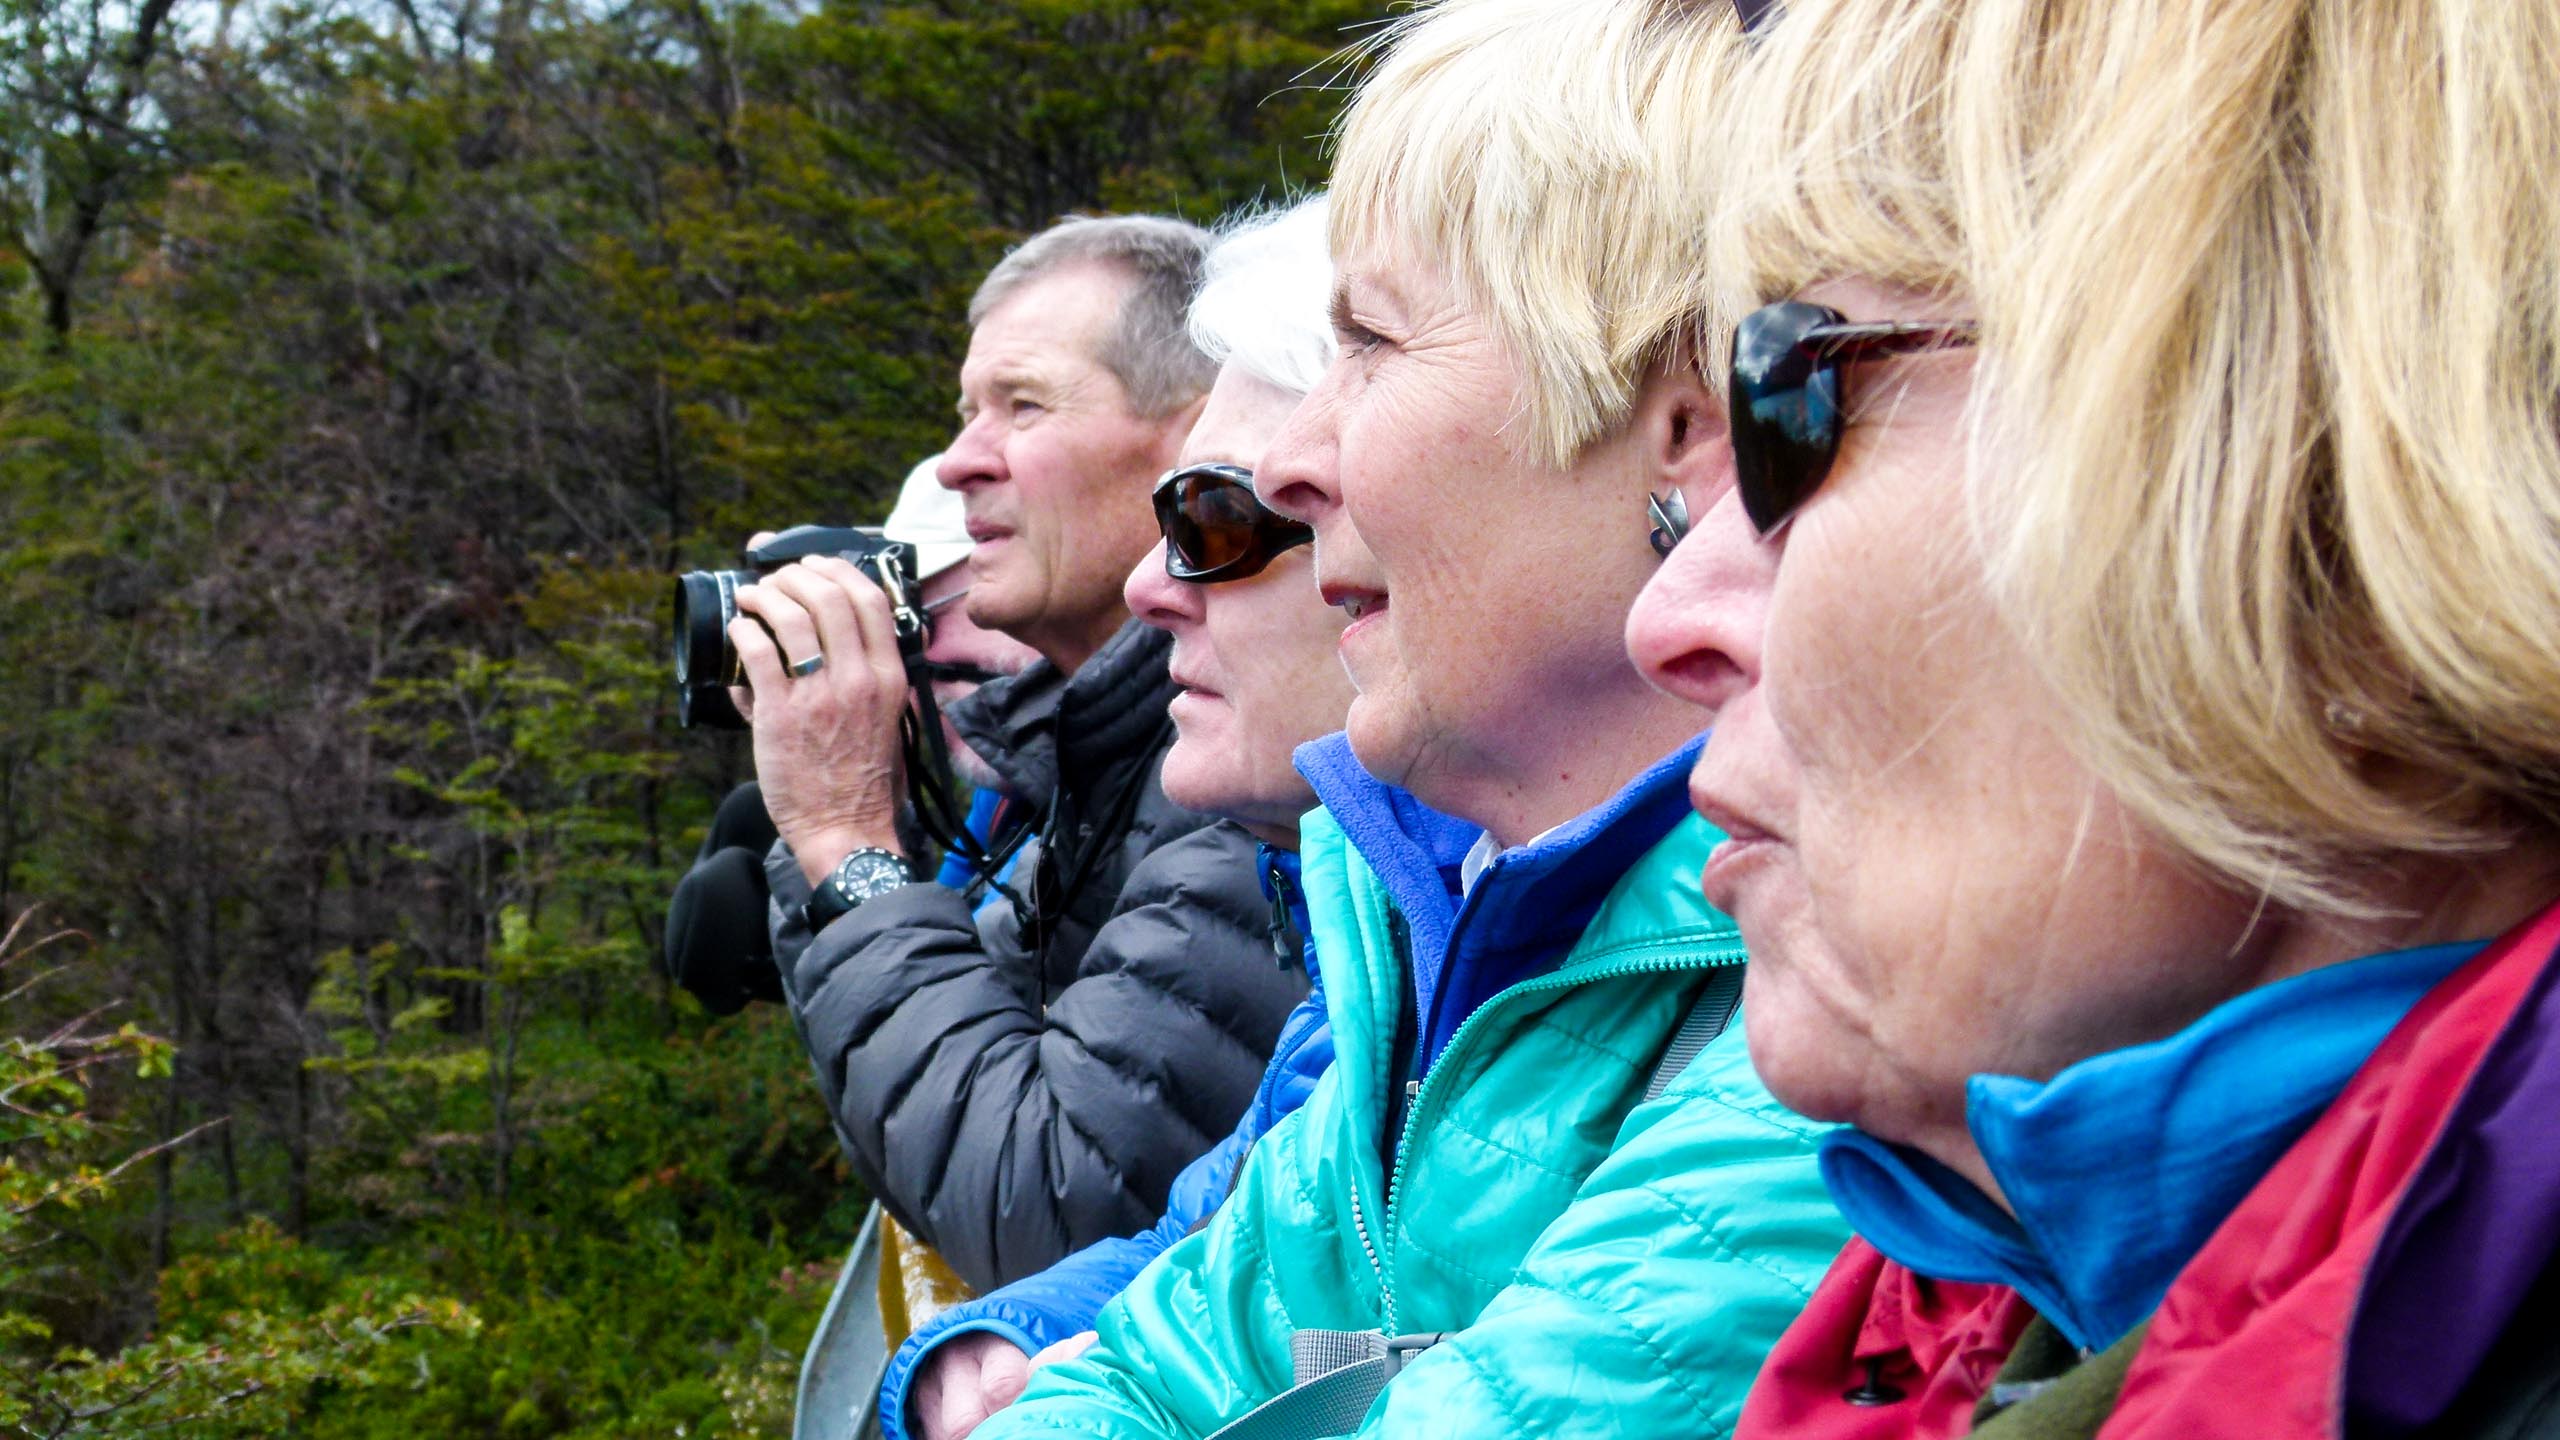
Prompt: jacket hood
<box><xmin>1294</xmin><ymin>729</ymin><xmax>1711</xmax><ymax>1065</ymax></box>
<box><xmin>948</xmin><ymin>618</ymin><xmax>1176</xmax><ymax>810</ymax></box>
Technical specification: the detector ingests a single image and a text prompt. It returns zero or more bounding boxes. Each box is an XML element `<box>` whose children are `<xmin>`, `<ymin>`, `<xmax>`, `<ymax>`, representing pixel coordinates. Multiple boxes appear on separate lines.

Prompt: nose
<box><xmin>939</xmin><ymin>411</ymin><xmax>1004</xmax><ymax>492</ymax></box>
<box><xmin>1625</xmin><ymin>482</ymin><xmax>1776</xmax><ymax>721</ymax></box>
<box><xmin>1124</xmin><ymin>540</ymin><xmax>1203</xmax><ymax>634</ymax></box>
<box><xmin>1253</xmin><ymin>364</ymin><xmax>1345</xmax><ymax>528</ymax></box>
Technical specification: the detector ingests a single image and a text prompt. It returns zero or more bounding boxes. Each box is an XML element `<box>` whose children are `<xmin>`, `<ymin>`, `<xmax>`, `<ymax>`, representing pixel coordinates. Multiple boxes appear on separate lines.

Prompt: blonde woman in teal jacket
<box><xmin>975</xmin><ymin>737</ymin><xmax>1843</xmax><ymax>1439</ymax></box>
<box><xmin>964</xmin><ymin>3</ymin><xmax>1844</xmax><ymax>1436</ymax></box>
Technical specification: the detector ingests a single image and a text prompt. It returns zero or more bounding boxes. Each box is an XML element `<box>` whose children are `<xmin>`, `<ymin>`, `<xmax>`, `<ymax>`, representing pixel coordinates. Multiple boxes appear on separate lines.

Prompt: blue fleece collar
<box><xmin>1821</xmin><ymin>938</ymin><xmax>2486</xmax><ymax>1353</ymax></box>
<box><xmin>1293</xmin><ymin>731</ymin><xmax>1708</xmax><ymax>1067</ymax></box>
<box><xmin>1294</xmin><ymin>734</ymin><xmax>1480</xmax><ymax>976</ymax></box>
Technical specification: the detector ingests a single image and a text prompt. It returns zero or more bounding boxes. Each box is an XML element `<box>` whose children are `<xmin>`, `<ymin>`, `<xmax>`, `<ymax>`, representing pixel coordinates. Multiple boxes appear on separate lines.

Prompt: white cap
<box><xmin>880</xmin><ymin>453</ymin><xmax>972</xmax><ymax>581</ymax></box>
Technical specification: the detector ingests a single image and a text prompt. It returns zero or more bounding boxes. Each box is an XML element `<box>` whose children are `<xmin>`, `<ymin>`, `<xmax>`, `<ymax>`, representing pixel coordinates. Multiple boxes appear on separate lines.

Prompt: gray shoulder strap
<box><xmin>1645</xmin><ymin>964</ymin><xmax>1745</xmax><ymax>1102</ymax></box>
<box><xmin>1208</xmin><ymin>965</ymin><xmax>1741</xmax><ymax>1440</ymax></box>
<box><xmin>1205</xmin><ymin>1331</ymin><xmax>1449</xmax><ymax>1440</ymax></box>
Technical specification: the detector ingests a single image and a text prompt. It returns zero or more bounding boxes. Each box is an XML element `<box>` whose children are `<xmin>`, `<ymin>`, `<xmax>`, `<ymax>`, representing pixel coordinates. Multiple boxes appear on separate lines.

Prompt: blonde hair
<box><xmin>1329</xmin><ymin>0</ymin><xmax>1748</xmax><ymax>467</ymax></box>
<box><xmin>1719</xmin><ymin>0</ymin><xmax>2560</xmax><ymax>912</ymax></box>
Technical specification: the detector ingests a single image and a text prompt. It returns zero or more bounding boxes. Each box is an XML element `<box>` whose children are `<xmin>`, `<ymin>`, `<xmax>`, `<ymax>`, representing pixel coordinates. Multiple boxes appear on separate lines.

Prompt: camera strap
<box><xmin>897</xmin><ymin>640</ymin><xmax>1033</xmax><ymax>912</ymax></box>
<box><xmin>1010</xmin><ymin>709</ymin><xmax>1172</xmax><ymax>958</ymax></box>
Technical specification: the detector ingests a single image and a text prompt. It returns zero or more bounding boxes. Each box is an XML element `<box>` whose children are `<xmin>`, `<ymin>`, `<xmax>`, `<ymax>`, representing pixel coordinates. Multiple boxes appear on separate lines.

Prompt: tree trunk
<box><xmin>40</xmin><ymin>272</ymin><xmax>76</xmax><ymax>349</ymax></box>
<box><xmin>490</xmin><ymin>987</ymin><xmax>520</xmax><ymax>1225</ymax></box>
<box><xmin>150</xmin><ymin>1075</ymin><xmax>180</xmax><ymax>1276</ymax></box>
<box><xmin>0</xmin><ymin>743</ymin><xmax>19</xmax><ymax>921</ymax></box>
<box><xmin>287</xmin><ymin>1058</ymin><xmax>311</xmax><ymax>1238</ymax></box>
<box><xmin>195</xmin><ymin>845</ymin><xmax>246</xmax><ymax>1228</ymax></box>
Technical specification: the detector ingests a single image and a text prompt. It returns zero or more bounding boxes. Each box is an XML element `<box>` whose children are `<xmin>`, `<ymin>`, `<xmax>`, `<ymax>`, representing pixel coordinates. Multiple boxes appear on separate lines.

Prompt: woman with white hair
<box><xmin>969</xmin><ymin>3</ymin><xmax>1844</xmax><ymax>1437</ymax></box>
<box><xmin>1629</xmin><ymin>0</ymin><xmax>2560</xmax><ymax>1434</ymax></box>
<box><xmin>883</xmin><ymin>196</ymin><xmax>1357</xmax><ymax>1440</ymax></box>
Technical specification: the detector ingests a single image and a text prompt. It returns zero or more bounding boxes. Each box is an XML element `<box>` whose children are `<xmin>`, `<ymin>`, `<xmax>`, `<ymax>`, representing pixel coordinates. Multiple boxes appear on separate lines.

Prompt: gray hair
<box><xmin>968</xmin><ymin>214</ymin><xmax>1218</xmax><ymax>418</ymax></box>
<box><xmin>1188</xmin><ymin>194</ymin><xmax>1335</xmax><ymax>399</ymax></box>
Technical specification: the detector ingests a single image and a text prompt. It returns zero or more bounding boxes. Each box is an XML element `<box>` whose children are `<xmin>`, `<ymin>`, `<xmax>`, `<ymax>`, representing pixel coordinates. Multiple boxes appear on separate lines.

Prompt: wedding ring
<box><xmin>786</xmin><ymin>652</ymin><xmax>826</xmax><ymax>678</ymax></box>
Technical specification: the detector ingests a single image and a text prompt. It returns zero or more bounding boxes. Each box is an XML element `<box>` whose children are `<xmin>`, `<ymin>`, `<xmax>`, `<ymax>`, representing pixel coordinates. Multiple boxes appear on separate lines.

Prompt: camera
<box><xmin>671</xmin><ymin>525</ymin><xmax>924</xmax><ymax>730</ymax></box>
<box><xmin>668</xmin><ymin>525</ymin><xmax>1028</xmax><ymax>920</ymax></box>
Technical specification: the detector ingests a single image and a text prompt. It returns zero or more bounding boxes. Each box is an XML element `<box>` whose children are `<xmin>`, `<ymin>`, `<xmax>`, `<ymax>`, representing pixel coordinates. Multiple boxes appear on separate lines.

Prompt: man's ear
<box><xmin>1636</xmin><ymin>361</ymin><xmax>1733</xmax><ymax>500</ymax></box>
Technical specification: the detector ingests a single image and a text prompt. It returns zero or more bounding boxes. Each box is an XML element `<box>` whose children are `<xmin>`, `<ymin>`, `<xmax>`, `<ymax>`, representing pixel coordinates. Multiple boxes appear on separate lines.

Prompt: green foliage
<box><xmin>0</xmin><ymin>916</ymin><xmax>475</xmax><ymax>1437</ymax></box>
<box><xmin>0</xmin><ymin>0</ymin><xmax>1386</xmax><ymax>1431</ymax></box>
<box><xmin>283</xmin><ymin>1007</ymin><xmax>856</xmax><ymax>1439</ymax></box>
<box><xmin>28</xmin><ymin>1224</ymin><xmax>480</xmax><ymax>1439</ymax></box>
<box><xmin>0</xmin><ymin>922</ymin><xmax>170</xmax><ymax>1225</ymax></box>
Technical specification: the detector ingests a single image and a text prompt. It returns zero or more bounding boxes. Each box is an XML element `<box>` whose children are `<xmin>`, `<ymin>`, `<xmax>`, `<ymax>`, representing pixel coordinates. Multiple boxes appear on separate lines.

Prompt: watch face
<box><xmin>831</xmin><ymin>849</ymin><xmax>911</xmax><ymax>904</ymax></box>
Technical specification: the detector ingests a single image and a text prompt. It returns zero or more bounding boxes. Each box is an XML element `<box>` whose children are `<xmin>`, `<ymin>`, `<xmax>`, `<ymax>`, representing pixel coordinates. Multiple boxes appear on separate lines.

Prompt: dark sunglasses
<box><xmin>1729</xmin><ymin>300</ymin><xmax>1979</xmax><ymax>536</ymax></box>
<box><xmin>1151</xmin><ymin>462</ymin><xmax>1314</xmax><ymax>583</ymax></box>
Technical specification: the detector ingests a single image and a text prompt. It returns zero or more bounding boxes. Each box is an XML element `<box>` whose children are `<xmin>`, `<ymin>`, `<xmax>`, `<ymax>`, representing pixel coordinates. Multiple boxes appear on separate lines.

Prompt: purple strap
<box><xmin>2347</xmin><ymin>931</ymin><xmax>2560</xmax><ymax>1432</ymax></box>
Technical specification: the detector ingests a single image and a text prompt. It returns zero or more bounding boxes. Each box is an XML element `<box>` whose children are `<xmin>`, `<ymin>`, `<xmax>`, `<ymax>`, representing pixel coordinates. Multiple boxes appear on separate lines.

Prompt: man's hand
<box><xmin>727</xmin><ymin>556</ymin><xmax>914</xmax><ymax>885</ymax></box>
<box><xmin>912</xmin><ymin>1330</ymin><xmax>1032</xmax><ymax>1440</ymax></box>
<box><xmin>1029</xmin><ymin>1330</ymin><xmax>1099</xmax><ymax>1371</ymax></box>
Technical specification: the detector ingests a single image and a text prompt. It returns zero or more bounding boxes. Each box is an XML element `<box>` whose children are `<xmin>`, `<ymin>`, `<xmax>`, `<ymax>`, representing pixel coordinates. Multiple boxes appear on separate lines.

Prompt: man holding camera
<box><xmin>728</xmin><ymin>216</ymin><xmax>1311</xmax><ymax>1292</ymax></box>
<box><xmin>662</xmin><ymin>456</ymin><xmax>1038</xmax><ymax>1019</ymax></box>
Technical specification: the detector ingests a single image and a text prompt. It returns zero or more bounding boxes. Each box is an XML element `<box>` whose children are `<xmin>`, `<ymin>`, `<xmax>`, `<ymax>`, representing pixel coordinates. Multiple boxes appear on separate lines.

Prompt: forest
<box><xmin>0</xmin><ymin>0</ymin><xmax>1380</xmax><ymax>1432</ymax></box>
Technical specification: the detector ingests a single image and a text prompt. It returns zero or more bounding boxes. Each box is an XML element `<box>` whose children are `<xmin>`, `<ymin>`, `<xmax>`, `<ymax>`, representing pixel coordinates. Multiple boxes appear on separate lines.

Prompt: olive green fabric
<box><xmin>1995</xmin><ymin>1255</ymin><xmax>2560</xmax><ymax>1440</ymax></box>
<box><xmin>975</xmin><ymin>810</ymin><xmax>1847</xmax><ymax>1439</ymax></box>
<box><xmin>1969</xmin><ymin>1317</ymin><xmax>2146</xmax><ymax>1440</ymax></box>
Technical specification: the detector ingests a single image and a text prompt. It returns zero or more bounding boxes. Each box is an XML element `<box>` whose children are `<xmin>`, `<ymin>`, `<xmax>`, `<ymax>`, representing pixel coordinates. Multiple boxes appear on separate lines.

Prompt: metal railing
<box><xmin>795</xmin><ymin>1204</ymin><xmax>889</xmax><ymax>1440</ymax></box>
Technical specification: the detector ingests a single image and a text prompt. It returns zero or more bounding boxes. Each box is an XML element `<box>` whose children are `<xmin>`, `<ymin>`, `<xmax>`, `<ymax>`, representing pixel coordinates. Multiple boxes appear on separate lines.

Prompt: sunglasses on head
<box><xmin>1729</xmin><ymin>300</ymin><xmax>1979</xmax><ymax>537</ymax></box>
<box><xmin>1152</xmin><ymin>462</ymin><xmax>1314</xmax><ymax>583</ymax></box>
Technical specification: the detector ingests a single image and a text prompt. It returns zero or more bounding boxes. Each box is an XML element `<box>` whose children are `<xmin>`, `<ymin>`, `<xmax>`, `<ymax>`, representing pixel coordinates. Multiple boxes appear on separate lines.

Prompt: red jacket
<box><xmin>1739</xmin><ymin>898</ymin><xmax>2560</xmax><ymax>1440</ymax></box>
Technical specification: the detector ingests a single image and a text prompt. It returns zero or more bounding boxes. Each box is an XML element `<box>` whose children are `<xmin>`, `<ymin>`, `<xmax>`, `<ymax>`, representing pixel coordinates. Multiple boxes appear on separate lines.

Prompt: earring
<box><xmin>1646</xmin><ymin>490</ymin><xmax>1690</xmax><ymax>559</ymax></box>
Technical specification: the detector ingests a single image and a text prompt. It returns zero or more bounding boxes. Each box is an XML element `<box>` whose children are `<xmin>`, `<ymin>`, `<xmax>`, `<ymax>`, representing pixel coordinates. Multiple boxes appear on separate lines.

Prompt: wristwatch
<box><xmin>800</xmin><ymin>846</ymin><xmax>916</xmax><ymax>930</ymax></box>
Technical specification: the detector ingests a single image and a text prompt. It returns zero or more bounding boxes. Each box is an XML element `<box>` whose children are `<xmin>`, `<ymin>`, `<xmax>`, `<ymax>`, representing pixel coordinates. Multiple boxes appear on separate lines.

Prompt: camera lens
<box><xmin>673</xmin><ymin>570</ymin><xmax>752</xmax><ymax>729</ymax></box>
<box><xmin>672</xmin><ymin>570</ymin><xmax>741</xmax><ymax>687</ymax></box>
<box><xmin>667</xmin><ymin>535</ymin><xmax>919</xmax><ymax>732</ymax></box>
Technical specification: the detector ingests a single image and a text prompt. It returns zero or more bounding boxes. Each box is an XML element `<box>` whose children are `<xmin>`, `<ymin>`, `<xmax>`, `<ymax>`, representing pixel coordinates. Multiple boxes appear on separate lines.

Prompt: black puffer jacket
<box><xmin>766</xmin><ymin>618</ymin><xmax>1311</xmax><ymax>1292</ymax></box>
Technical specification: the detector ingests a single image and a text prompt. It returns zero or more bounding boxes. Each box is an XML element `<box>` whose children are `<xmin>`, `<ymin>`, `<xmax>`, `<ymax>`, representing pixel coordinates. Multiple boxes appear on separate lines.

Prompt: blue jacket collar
<box><xmin>1294</xmin><ymin>734</ymin><xmax>1480</xmax><ymax>982</ymax></box>
<box><xmin>1294</xmin><ymin>731</ymin><xmax>1708</xmax><ymax>1067</ymax></box>
<box><xmin>1820</xmin><ymin>938</ymin><xmax>2485</xmax><ymax>1353</ymax></box>
<box><xmin>1255</xmin><ymin>842</ymin><xmax>1317</xmax><ymax>974</ymax></box>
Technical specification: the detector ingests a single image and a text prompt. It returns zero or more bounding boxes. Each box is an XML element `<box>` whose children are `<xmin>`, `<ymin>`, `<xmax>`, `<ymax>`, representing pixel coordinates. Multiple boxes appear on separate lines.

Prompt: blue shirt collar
<box><xmin>1821</xmin><ymin>938</ymin><xmax>2486</xmax><ymax>1352</ymax></box>
<box><xmin>1294</xmin><ymin>731</ymin><xmax>1708</xmax><ymax>1067</ymax></box>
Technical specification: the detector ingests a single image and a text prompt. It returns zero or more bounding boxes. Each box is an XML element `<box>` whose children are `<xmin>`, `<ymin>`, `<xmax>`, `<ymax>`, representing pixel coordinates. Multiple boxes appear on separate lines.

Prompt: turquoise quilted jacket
<box><xmin>976</xmin><ymin>744</ymin><xmax>1846</xmax><ymax>1438</ymax></box>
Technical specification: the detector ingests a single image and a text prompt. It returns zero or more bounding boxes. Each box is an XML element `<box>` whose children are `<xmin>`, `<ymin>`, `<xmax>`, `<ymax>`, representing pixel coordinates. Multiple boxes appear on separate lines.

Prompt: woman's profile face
<box><xmin>1125</xmin><ymin>367</ymin><xmax>1353</xmax><ymax>837</ymax></box>
<box><xmin>1255</xmin><ymin>245</ymin><xmax>1668</xmax><ymax>823</ymax></box>
<box><xmin>1628</xmin><ymin>276</ymin><xmax>2271</xmax><ymax>1168</ymax></box>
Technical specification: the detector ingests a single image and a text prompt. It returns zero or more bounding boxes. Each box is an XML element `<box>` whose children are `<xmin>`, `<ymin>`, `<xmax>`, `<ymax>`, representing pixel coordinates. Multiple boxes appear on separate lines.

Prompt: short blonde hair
<box><xmin>1720</xmin><ymin>0</ymin><xmax>2560</xmax><ymax>912</ymax></box>
<box><xmin>1329</xmin><ymin>0</ymin><xmax>1748</xmax><ymax>467</ymax></box>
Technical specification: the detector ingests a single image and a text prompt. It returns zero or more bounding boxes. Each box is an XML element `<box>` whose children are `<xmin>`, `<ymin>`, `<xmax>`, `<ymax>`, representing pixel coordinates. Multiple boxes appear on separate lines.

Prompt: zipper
<box><xmin>1376</xmin><ymin>912</ymin><xmax>1420</xmax><ymax>1174</ymax></box>
<box><xmin>1360</xmin><ymin>940</ymin><xmax>1747</xmax><ymax>1338</ymax></box>
<box><xmin>1347</xmin><ymin>907</ymin><xmax>1417</xmax><ymax>1311</ymax></box>
<box><xmin>1265</xmin><ymin>859</ymin><xmax>1304</xmax><ymax>968</ymax></box>
<box><xmin>1349</xmin><ymin>1176</ymin><xmax>1388</xmax><ymax>1308</ymax></box>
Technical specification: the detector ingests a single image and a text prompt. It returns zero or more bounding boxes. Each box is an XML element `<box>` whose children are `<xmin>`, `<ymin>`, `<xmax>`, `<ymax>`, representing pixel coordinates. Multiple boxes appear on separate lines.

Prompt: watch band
<box><xmin>800</xmin><ymin>846</ymin><xmax>915</xmax><ymax>931</ymax></box>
